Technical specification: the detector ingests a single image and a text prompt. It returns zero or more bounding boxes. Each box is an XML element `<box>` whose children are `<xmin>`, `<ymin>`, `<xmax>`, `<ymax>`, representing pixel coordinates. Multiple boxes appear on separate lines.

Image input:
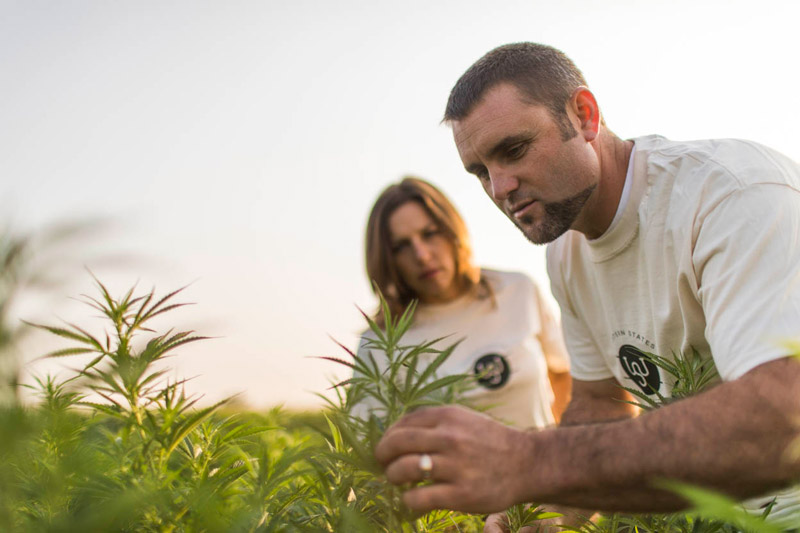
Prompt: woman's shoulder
<box><xmin>481</xmin><ymin>268</ymin><xmax>536</xmax><ymax>292</ymax></box>
<box><xmin>357</xmin><ymin>324</ymin><xmax>381</xmax><ymax>343</ymax></box>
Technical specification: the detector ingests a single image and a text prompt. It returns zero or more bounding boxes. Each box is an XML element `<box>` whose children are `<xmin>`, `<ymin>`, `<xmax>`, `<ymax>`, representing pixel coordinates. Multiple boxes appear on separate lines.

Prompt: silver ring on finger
<box><xmin>418</xmin><ymin>453</ymin><xmax>433</xmax><ymax>481</ymax></box>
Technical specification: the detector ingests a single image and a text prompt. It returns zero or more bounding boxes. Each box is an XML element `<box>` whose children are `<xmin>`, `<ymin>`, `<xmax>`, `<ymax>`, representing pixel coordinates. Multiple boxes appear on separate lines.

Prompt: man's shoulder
<box><xmin>634</xmin><ymin>134</ymin><xmax>774</xmax><ymax>157</ymax></box>
<box><xmin>634</xmin><ymin>135</ymin><xmax>800</xmax><ymax>189</ymax></box>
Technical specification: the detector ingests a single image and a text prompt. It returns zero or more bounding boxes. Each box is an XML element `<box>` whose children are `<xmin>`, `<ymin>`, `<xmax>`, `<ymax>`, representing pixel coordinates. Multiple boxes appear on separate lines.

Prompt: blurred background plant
<box><xmin>0</xmin><ymin>219</ymin><xmax>110</xmax><ymax>407</ymax></box>
<box><xmin>2</xmin><ymin>278</ymin><xmax>317</xmax><ymax>531</ymax></box>
<box><xmin>0</xmin><ymin>226</ymin><xmax>27</xmax><ymax>405</ymax></box>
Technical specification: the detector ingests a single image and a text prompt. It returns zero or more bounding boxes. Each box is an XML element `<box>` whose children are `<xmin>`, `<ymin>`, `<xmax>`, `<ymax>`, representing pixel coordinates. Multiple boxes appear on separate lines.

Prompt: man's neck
<box><xmin>578</xmin><ymin>129</ymin><xmax>634</xmax><ymax>240</ymax></box>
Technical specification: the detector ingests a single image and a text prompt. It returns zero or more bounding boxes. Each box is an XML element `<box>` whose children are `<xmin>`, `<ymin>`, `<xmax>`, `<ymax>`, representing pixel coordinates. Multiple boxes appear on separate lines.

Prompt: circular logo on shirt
<box><xmin>473</xmin><ymin>353</ymin><xmax>510</xmax><ymax>390</ymax></box>
<box><xmin>618</xmin><ymin>344</ymin><xmax>661</xmax><ymax>395</ymax></box>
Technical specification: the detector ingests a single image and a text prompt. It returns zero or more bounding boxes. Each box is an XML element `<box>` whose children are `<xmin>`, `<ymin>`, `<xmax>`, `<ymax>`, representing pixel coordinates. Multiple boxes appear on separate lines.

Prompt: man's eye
<box><xmin>507</xmin><ymin>143</ymin><xmax>527</xmax><ymax>159</ymax></box>
<box><xmin>475</xmin><ymin>168</ymin><xmax>490</xmax><ymax>181</ymax></box>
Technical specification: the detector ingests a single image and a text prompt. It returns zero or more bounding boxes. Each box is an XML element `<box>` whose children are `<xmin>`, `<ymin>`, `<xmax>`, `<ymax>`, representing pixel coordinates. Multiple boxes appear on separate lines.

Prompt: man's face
<box><xmin>452</xmin><ymin>83</ymin><xmax>600</xmax><ymax>244</ymax></box>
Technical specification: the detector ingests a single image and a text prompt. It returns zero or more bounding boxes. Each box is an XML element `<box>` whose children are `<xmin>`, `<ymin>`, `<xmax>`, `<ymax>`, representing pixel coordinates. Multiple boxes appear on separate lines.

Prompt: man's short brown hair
<box><xmin>444</xmin><ymin>42</ymin><xmax>589</xmax><ymax>140</ymax></box>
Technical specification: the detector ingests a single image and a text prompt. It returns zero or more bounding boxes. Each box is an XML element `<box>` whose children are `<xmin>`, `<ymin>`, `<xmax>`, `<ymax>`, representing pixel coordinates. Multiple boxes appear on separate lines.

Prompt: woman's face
<box><xmin>387</xmin><ymin>201</ymin><xmax>462</xmax><ymax>304</ymax></box>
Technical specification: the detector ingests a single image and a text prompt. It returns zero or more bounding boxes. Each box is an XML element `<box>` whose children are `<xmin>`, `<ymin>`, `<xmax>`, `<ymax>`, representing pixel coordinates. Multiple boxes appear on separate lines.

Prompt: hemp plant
<box><xmin>30</xmin><ymin>279</ymin><xmax>221</xmax><ymax>460</ymax></box>
<box><xmin>9</xmin><ymin>275</ymin><xmax>790</xmax><ymax>531</ymax></box>
<box><xmin>314</xmin><ymin>295</ymin><xmax>559</xmax><ymax>532</ymax></box>
<box><xmin>19</xmin><ymin>277</ymin><xmax>306</xmax><ymax>531</ymax></box>
<box><xmin>309</xmin><ymin>296</ymin><xmax>479</xmax><ymax>531</ymax></box>
<box><xmin>618</xmin><ymin>347</ymin><xmax>720</xmax><ymax>411</ymax></box>
<box><xmin>503</xmin><ymin>503</ymin><xmax>563</xmax><ymax>532</ymax></box>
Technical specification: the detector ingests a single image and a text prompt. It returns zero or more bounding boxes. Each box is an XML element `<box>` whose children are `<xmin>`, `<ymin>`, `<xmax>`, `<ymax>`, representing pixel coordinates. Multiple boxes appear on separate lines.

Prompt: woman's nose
<box><xmin>411</xmin><ymin>240</ymin><xmax>432</xmax><ymax>262</ymax></box>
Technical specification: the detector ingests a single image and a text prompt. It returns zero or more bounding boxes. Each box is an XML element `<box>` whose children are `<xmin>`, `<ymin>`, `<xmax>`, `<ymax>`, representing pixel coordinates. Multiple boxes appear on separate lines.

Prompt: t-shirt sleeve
<box><xmin>531</xmin><ymin>278</ymin><xmax>570</xmax><ymax>374</ymax></box>
<box><xmin>546</xmin><ymin>244</ymin><xmax>615</xmax><ymax>381</ymax></box>
<box><xmin>694</xmin><ymin>184</ymin><xmax>800</xmax><ymax>380</ymax></box>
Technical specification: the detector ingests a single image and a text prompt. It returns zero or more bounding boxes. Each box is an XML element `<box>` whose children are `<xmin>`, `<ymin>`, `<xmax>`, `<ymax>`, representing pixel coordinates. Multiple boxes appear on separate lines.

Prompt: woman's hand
<box><xmin>484</xmin><ymin>510</ymin><xmax>568</xmax><ymax>533</ymax></box>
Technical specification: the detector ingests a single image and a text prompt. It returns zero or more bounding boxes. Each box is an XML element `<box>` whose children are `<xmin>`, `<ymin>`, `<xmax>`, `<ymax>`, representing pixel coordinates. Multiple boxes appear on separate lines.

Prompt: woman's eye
<box><xmin>391</xmin><ymin>242</ymin><xmax>408</xmax><ymax>254</ymax></box>
<box><xmin>423</xmin><ymin>229</ymin><xmax>440</xmax><ymax>239</ymax></box>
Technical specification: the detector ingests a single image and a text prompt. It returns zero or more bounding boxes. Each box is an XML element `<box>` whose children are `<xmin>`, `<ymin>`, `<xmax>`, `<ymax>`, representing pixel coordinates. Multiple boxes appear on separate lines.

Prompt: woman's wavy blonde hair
<box><xmin>365</xmin><ymin>176</ymin><xmax>489</xmax><ymax>324</ymax></box>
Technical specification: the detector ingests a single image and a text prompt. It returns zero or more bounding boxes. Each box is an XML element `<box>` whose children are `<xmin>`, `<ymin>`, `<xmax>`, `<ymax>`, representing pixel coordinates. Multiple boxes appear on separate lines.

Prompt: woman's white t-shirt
<box><xmin>356</xmin><ymin>269</ymin><xmax>569</xmax><ymax>429</ymax></box>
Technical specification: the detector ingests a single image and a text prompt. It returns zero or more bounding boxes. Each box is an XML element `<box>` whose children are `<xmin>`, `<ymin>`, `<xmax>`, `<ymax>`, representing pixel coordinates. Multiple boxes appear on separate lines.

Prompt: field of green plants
<box><xmin>0</xmin><ymin>268</ymin><xmax>791</xmax><ymax>531</ymax></box>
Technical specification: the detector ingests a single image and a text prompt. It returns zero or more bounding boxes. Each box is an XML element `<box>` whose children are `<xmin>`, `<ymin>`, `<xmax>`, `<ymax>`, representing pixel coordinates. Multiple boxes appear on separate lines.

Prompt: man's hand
<box><xmin>374</xmin><ymin>405</ymin><xmax>537</xmax><ymax>514</ymax></box>
<box><xmin>377</xmin><ymin>359</ymin><xmax>800</xmax><ymax>514</ymax></box>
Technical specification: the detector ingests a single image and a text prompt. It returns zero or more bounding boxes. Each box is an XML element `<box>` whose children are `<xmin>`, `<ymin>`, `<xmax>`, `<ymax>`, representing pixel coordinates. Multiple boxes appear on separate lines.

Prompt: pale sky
<box><xmin>3</xmin><ymin>0</ymin><xmax>799</xmax><ymax>409</ymax></box>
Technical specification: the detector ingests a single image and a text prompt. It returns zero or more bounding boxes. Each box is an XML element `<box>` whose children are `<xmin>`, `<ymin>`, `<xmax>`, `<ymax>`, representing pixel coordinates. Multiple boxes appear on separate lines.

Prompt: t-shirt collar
<box><xmin>585</xmin><ymin>141</ymin><xmax>645</xmax><ymax>262</ymax></box>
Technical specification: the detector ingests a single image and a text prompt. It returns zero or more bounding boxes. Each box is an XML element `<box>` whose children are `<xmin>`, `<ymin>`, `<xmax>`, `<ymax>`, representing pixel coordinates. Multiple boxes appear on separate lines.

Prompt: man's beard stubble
<box><xmin>514</xmin><ymin>184</ymin><xmax>597</xmax><ymax>245</ymax></box>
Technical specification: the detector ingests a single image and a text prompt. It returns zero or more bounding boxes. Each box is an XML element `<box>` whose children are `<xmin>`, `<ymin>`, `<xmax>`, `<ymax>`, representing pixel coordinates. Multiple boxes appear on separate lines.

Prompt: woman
<box><xmin>357</xmin><ymin>176</ymin><xmax>570</xmax><ymax>428</ymax></box>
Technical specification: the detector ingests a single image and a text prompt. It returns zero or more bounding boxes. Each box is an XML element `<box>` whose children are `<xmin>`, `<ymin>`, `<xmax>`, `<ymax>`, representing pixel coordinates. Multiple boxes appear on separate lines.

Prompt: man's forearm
<box><xmin>516</xmin><ymin>358</ymin><xmax>800</xmax><ymax>512</ymax></box>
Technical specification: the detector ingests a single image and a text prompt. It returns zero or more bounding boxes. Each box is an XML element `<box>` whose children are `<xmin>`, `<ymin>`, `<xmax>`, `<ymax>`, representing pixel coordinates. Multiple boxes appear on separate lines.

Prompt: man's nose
<box><xmin>489</xmin><ymin>170</ymin><xmax>519</xmax><ymax>201</ymax></box>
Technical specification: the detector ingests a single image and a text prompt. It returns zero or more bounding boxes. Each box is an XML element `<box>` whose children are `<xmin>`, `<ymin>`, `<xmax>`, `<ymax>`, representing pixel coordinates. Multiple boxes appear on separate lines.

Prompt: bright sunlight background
<box><xmin>2</xmin><ymin>0</ymin><xmax>799</xmax><ymax>409</ymax></box>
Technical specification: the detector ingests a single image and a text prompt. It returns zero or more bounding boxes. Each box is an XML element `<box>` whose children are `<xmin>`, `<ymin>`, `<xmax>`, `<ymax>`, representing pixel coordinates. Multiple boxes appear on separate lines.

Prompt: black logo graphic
<box><xmin>618</xmin><ymin>344</ymin><xmax>661</xmax><ymax>395</ymax></box>
<box><xmin>473</xmin><ymin>353</ymin><xmax>510</xmax><ymax>390</ymax></box>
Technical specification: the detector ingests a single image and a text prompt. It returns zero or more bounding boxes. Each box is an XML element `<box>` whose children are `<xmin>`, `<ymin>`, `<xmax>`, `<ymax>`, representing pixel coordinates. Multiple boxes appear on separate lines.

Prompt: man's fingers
<box><xmin>383</xmin><ymin>452</ymin><xmax>455</xmax><ymax>485</ymax></box>
<box><xmin>375</xmin><ymin>424</ymin><xmax>452</xmax><ymax>465</ymax></box>
<box><xmin>376</xmin><ymin>405</ymin><xmax>493</xmax><ymax>466</ymax></box>
<box><xmin>401</xmin><ymin>482</ymin><xmax>463</xmax><ymax>514</ymax></box>
<box><xmin>402</xmin><ymin>481</ymin><xmax>503</xmax><ymax>515</ymax></box>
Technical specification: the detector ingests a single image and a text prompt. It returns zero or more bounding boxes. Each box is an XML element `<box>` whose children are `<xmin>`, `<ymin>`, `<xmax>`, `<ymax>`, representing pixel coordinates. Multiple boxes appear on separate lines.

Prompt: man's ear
<box><xmin>569</xmin><ymin>87</ymin><xmax>601</xmax><ymax>142</ymax></box>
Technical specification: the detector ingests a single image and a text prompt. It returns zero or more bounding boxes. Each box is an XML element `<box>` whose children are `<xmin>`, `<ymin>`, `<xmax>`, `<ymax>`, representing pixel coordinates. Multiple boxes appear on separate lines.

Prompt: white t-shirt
<box><xmin>355</xmin><ymin>269</ymin><xmax>569</xmax><ymax>429</ymax></box>
<box><xmin>547</xmin><ymin>134</ymin><xmax>800</xmax><ymax>522</ymax></box>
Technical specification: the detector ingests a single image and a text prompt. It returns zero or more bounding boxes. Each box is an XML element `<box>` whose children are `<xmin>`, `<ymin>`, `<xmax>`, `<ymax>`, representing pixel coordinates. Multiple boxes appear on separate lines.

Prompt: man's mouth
<box><xmin>510</xmin><ymin>199</ymin><xmax>537</xmax><ymax>220</ymax></box>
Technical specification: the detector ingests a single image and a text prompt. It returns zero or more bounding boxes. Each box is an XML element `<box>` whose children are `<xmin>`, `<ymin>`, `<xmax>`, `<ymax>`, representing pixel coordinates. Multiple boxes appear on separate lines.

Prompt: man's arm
<box><xmin>375</xmin><ymin>357</ymin><xmax>800</xmax><ymax>514</ymax></box>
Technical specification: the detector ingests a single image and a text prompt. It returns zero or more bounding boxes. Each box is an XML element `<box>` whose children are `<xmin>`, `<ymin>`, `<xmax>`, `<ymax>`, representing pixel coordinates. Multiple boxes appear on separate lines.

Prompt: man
<box><xmin>374</xmin><ymin>42</ymin><xmax>800</xmax><ymax>528</ymax></box>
